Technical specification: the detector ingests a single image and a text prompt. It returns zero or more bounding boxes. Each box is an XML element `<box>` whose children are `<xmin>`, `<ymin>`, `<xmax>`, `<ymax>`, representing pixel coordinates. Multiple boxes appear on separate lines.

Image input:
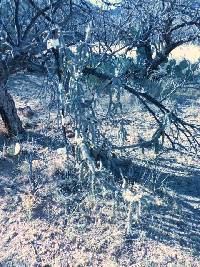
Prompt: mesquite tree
<box><xmin>0</xmin><ymin>0</ymin><xmax>199</xmax><ymax>175</ymax></box>
<box><xmin>94</xmin><ymin>0</ymin><xmax>200</xmax><ymax>74</ymax></box>
<box><xmin>0</xmin><ymin>0</ymin><xmax>91</xmax><ymax>134</ymax></box>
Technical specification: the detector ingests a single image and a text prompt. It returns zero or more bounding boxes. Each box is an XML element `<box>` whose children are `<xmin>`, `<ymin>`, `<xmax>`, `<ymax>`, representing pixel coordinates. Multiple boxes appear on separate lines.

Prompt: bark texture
<box><xmin>0</xmin><ymin>57</ymin><xmax>25</xmax><ymax>135</ymax></box>
<box><xmin>0</xmin><ymin>87</ymin><xmax>24</xmax><ymax>135</ymax></box>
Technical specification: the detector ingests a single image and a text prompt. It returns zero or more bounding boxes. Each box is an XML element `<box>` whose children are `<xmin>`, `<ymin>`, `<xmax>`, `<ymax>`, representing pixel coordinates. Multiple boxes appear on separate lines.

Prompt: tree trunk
<box><xmin>0</xmin><ymin>56</ymin><xmax>27</xmax><ymax>135</ymax></box>
<box><xmin>0</xmin><ymin>87</ymin><xmax>24</xmax><ymax>135</ymax></box>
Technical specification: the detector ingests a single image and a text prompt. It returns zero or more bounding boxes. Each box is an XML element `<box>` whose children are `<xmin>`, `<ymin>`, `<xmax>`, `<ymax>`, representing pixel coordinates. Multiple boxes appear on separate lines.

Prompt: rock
<box><xmin>4</xmin><ymin>142</ymin><xmax>21</xmax><ymax>156</ymax></box>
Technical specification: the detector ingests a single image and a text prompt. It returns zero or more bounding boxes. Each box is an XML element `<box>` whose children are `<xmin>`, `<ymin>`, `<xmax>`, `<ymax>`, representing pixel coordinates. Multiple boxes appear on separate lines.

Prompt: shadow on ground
<box><xmin>1</xmin><ymin>129</ymin><xmax>200</xmax><ymax>258</ymax></box>
<box><xmin>126</xmin><ymin>156</ymin><xmax>200</xmax><ymax>257</ymax></box>
<box><xmin>32</xmin><ymin>131</ymin><xmax>200</xmax><ymax>256</ymax></box>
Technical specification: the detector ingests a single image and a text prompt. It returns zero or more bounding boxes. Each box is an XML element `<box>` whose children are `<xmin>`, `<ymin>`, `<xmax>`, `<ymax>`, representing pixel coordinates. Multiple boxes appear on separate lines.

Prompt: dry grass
<box><xmin>0</xmin><ymin>72</ymin><xmax>200</xmax><ymax>266</ymax></box>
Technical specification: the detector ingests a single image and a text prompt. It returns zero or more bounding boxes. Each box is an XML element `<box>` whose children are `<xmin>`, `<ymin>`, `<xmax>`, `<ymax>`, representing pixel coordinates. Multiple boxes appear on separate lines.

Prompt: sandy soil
<box><xmin>0</xmin><ymin>73</ymin><xmax>200</xmax><ymax>266</ymax></box>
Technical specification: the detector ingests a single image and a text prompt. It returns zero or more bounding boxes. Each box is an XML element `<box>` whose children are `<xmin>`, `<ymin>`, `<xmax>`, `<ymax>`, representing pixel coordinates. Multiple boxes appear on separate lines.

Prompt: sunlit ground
<box><xmin>89</xmin><ymin>0</ymin><xmax>121</xmax><ymax>8</ymax></box>
<box><xmin>169</xmin><ymin>44</ymin><xmax>200</xmax><ymax>63</ymax></box>
<box><xmin>71</xmin><ymin>43</ymin><xmax>200</xmax><ymax>63</ymax></box>
<box><xmin>125</xmin><ymin>44</ymin><xmax>200</xmax><ymax>63</ymax></box>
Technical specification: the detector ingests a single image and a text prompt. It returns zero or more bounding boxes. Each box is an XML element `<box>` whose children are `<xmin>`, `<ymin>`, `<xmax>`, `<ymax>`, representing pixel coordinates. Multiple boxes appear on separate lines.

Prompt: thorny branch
<box><xmin>82</xmin><ymin>67</ymin><xmax>200</xmax><ymax>153</ymax></box>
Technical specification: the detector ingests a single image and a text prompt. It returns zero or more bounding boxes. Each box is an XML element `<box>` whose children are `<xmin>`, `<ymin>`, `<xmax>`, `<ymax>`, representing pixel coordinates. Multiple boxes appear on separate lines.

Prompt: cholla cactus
<box><xmin>123</xmin><ymin>188</ymin><xmax>145</xmax><ymax>235</ymax></box>
<box><xmin>85</xmin><ymin>21</ymin><xmax>93</xmax><ymax>43</ymax></box>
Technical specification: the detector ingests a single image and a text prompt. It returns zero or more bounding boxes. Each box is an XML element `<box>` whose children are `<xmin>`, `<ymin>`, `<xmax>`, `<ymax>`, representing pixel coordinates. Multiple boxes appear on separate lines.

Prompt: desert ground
<box><xmin>0</xmin><ymin>46</ymin><xmax>200</xmax><ymax>266</ymax></box>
